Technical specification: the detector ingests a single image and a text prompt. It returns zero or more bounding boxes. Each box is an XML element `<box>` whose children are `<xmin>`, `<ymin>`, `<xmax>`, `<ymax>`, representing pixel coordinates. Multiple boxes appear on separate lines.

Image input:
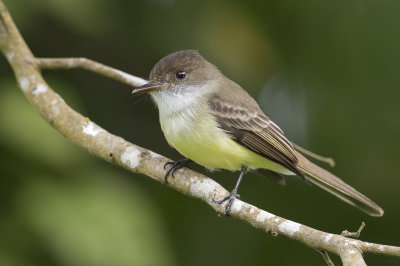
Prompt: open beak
<box><xmin>131</xmin><ymin>81</ymin><xmax>169</xmax><ymax>94</ymax></box>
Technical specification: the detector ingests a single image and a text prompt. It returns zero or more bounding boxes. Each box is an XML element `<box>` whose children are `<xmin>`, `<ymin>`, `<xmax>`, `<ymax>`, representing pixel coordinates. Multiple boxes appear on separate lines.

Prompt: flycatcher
<box><xmin>132</xmin><ymin>50</ymin><xmax>383</xmax><ymax>217</ymax></box>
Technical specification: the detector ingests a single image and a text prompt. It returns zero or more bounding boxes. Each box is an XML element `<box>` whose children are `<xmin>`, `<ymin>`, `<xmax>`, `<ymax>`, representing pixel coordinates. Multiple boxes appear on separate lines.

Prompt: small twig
<box><xmin>341</xmin><ymin>222</ymin><xmax>366</xmax><ymax>238</ymax></box>
<box><xmin>318</xmin><ymin>250</ymin><xmax>335</xmax><ymax>266</ymax></box>
<box><xmin>36</xmin><ymin>57</ymin><xmax>147</xmax><ymax>88</ymax></box>
<box><xmin>293</xmin><ymin>143</ymin><xmax>335</xmax><ymax>167</ymax></box>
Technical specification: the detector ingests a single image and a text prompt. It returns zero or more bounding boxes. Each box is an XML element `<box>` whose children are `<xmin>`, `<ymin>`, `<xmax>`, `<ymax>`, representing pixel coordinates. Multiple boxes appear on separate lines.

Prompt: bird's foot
<box><xmin>163</xmin><ymin>158</ymin><xmax>192</xmax><ymax>184</ymax></box>
<box><xmin>213</xmin><ymin>190</ymin><xmax>240</xmax><ymax>217</ymax></box>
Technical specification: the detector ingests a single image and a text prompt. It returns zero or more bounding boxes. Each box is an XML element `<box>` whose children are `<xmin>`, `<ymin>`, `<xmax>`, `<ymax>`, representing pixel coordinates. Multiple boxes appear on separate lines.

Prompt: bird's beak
<box><xmin>131</xmin><ymin>81</ymin><xmax>169</xmax><ymax>94</ymax></box>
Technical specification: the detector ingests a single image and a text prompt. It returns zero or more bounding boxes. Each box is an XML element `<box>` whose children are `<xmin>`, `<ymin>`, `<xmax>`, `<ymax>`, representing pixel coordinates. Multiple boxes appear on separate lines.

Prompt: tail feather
<box><xmin>295</xmin><ymin>151</ymin><xmax>384</xmax><ymax>217</ymax></box>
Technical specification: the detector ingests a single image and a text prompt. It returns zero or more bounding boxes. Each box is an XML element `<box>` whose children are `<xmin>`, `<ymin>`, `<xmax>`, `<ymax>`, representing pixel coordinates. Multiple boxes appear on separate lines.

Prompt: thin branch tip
<box><xmin>341</xmin><ymin>222</ymin><xmax>366</xmax><ymax>238</ymax></box>
<box><xmin>318</xmin><ymin>250</ymin><xmax>335</xmax><ymax>266</ymax></box>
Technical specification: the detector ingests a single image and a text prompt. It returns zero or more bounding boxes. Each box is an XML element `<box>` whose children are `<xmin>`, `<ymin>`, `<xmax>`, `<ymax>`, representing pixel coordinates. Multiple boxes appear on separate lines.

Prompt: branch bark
<box><xmin>0</xmin><ymin>1</ymin><xmax>399</xmax><ymax>265</ymax></box>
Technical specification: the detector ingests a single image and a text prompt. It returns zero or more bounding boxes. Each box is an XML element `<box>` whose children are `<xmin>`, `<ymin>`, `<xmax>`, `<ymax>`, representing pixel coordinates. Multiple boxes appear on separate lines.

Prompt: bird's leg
<box><xmin>213</xmin><ymin>165</ymin><xmax>247</xmax><ymax>216</ymax></box>
<box><xmin>163</xmin><ymin>158</ymin><xmax>192</xmax><ymax>184</ymax></box>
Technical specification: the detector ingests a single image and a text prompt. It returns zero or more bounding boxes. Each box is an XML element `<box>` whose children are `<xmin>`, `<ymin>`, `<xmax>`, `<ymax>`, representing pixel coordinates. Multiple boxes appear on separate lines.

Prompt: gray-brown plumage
<box><xmin>207</xmin><ymin>71</ymin><xmax>383</xmax><ymax>216</ymax></box>
<box><xmin>132</xmin><ymin>50</ymin><xmax>384</xmax><ymax>217</ymax></box>
<box><xmin>208</xmin><ymin>94</ymin><xmax>302</xmax><ymax>177</ymax></box>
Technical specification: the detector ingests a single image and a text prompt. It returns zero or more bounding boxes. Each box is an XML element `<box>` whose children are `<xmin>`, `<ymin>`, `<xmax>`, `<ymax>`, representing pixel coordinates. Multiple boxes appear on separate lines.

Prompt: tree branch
<box><xmin>0</xmin><ymin>1</ymin><xmax>399</xmax><ymax>265</ymax></box>
<box><xmin>35</xmin><ymin>57</ymin><xmax>147</xmax><ymax>87</ymax></box>
<box><xmin>341</xmin><ymin>222</ymin><xmax>366</xmax><ymax>238</ymax></box>
<box><xmin>319</xmin><ymin>250</ymin><xmax>335</xmax><ymax>266</ymax></box>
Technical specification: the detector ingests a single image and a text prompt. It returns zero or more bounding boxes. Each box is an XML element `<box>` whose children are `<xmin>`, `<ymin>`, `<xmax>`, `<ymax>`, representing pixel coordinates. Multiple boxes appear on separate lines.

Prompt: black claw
<box><xmin>213</xmin><ymin>192</ymin><xmax>240</xmax><ymax>216</ymax></box>
<box><xmin>163</xmin><ymin>158</ymin><xmax>192</xmax><ymax>184</ymax></box>
<box><xmin>212</xmin><ymin>165</ymin><xmax>247</xmax><ymax>216</ymax></box>
<box><xmin>163</xmin><ymin>161</ymin><xmax>174</xmax><ymax>170</ymax></box>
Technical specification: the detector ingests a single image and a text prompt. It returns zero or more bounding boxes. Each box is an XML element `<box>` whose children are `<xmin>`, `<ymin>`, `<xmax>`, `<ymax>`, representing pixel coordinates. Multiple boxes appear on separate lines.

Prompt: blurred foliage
<box><xmin>0</xmin><ymin>0</ymin><xmax>399</xmax><ymax>265</ymax></box>
<box><xmin>0</xmin><ymin>81</ymin><xmax>174</xmax><ymax>266</ymax></box>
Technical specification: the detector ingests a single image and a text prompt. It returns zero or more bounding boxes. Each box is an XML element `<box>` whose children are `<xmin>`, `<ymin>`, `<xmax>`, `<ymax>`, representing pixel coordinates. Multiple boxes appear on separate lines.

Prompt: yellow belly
<box><xmin>160</xmin><ymin>109</ymin><xmax>293</xmax><ymax>174</ymax></box>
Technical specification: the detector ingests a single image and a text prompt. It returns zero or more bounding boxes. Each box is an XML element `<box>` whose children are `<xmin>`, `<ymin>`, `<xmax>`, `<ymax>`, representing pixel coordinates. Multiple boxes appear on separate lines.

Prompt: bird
<box><xmin>132</xmin><ymin>50</ymin><xmax>384</xmax><ymax>217</ymax></box>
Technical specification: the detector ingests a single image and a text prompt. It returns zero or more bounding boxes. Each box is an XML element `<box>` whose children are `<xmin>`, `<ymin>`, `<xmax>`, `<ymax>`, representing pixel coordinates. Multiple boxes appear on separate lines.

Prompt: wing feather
<box><xmin>208</xmin><ymin>96</ymin><xmax>303</xmax><ymax>177</ymax></box>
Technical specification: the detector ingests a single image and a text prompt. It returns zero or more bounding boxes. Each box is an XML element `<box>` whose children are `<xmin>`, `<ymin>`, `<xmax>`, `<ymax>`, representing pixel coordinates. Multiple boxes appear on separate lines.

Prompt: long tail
<box><xmin>295</xmin><ymin>151</ymin><xmax>384</xmax><ymax>217</ymax></box>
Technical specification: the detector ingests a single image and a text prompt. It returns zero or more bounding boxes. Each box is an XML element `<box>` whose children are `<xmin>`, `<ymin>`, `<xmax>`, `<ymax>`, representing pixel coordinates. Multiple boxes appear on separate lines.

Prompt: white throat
<box><xmin>150</xmin><ymin>84</ymin><xmax>212</xmax><ymax>116</ymax></box>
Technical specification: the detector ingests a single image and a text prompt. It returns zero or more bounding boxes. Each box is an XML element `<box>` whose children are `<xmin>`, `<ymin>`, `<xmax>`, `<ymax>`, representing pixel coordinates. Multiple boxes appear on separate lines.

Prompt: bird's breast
<box><xmin>157</xmin><ymin>102</ymin><xmax>293</xmax><ymax>175</ymax></box>
<box><xmin>158</xmin><ymin>105</ymin><xmax>249</xmax><ymax>170</ymax></box>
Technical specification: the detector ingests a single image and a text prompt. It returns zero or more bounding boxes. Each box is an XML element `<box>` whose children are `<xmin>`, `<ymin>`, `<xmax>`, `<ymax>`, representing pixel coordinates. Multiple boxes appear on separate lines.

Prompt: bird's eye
<box><xmin>176</xmin><ymin>71</ymin><xmax>187</xmax><ymax>79</ymax></box>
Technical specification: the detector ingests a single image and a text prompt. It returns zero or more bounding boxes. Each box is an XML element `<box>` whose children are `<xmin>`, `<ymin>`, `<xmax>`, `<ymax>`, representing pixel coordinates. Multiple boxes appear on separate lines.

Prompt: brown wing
<box><xmin>208</xmin><ymin>97</ymin><xmax>303</xmax><ymax>177</ymax></box>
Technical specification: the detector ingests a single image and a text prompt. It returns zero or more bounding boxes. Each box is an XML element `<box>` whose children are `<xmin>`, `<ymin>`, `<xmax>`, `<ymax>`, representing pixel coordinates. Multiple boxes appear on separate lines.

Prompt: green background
<box><xmin>0</xmin><ymin>0</ymin><xmax>399</xmax><ymax>265</ymax></box>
